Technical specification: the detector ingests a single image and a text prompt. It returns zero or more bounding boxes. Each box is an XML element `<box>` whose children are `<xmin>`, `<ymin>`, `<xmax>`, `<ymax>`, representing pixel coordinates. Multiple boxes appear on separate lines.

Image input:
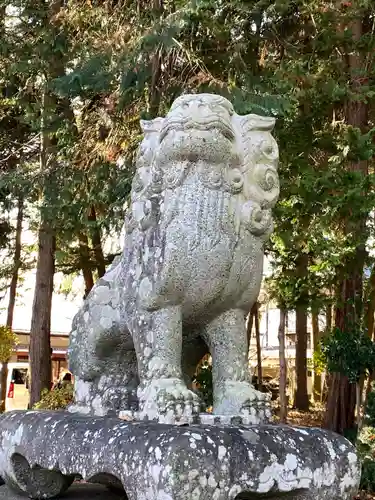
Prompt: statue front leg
<box><xmin>134</xmin><ymin>305</ymin><xmax>200</xmax><ymax>424</ymax></box>
<box><xmin>204</xmin><ymin>308</ymin><xmax>270</xmax><ymax>423</ymax></box>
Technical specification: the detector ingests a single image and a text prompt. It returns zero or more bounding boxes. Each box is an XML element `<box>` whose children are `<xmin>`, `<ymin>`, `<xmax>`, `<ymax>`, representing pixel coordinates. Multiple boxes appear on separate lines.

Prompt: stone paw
<box><xmin>138</xmin><ymin>378</ymin><xmax>200</xmax><ymax>424</ymax></box>
<box><xmin>213</xmin><ymin>380</ymin><xmax>271</xmax><ymax>423</ymax></box>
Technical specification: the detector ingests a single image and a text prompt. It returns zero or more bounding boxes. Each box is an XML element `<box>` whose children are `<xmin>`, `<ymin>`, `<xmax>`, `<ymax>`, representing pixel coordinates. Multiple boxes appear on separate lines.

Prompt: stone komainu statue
<box><xmin>68</xmin><ymin>93</ymin><xmax>279</xmax><ymax>424</ymax></box>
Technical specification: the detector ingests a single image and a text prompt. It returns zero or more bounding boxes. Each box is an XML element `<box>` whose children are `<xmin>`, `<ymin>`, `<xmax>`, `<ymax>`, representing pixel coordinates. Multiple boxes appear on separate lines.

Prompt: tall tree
<box><xmin>29</xmin><ymin>214</ymin><xmax>55</xmax><ymax>405</ymax></box>
<box><xmin>0</xmin><ymin>197</ymin><xmax>23</xmax><ymax>411</ymax></box>
<box><xmin>278</xmin><ymin>307</ymin><xmax>288</xmax><ymax>423</ymax></box>
<box><xmin>88</xmin><ymin>206</ymin><xmax>106</xmax><ymax>278</ymax></box>
<box><xmin>254</xmin><ymin>303</ymin><xmax>263</xmax><ymax>388</ymax></box>
<box><xmin>295</xmin><ymin>253</ymin><xmax>309</xmax><ymax>410</ymax></box>
<box><xmin>247</xmin><ymin>302</ymin><xmax>263</xmax><ymax>388</ymax></box>
<box><xmin>323</xmin><ymin>3</ymin><xmax>373</xmax><ymax>433</ymax></box>
<box><xmin>17</xmin><ymin>0</ymin><xmax>78</xmax><ymax>405</ymax></box>
<box><xmin>311</xmin><ymin>309</ymin><xmax>322</xmax><ymax>401</ymax></box>
<box><xmin>78</xmin><ymin>233</ymin><xmax>95</xmax><ymax>298</ymax></box>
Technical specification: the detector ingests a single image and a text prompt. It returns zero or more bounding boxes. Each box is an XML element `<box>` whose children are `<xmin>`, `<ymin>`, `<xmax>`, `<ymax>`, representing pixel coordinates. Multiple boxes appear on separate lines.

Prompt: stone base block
<box><xmin>0</xmin><ymin>410</ymin><xmax>360</xmax><ymax>500</ymax></box>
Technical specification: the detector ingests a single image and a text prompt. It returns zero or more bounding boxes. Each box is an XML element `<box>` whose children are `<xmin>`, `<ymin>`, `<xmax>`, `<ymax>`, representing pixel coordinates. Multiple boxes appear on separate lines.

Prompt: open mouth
<box><xmin>159</xmin><ymin>119</ymin><xmax>235</xmax><ymax>143</ymax></box>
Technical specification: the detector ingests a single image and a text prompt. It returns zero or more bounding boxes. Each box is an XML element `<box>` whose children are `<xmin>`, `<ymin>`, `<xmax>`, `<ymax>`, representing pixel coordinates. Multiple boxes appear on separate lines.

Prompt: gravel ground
<box><xmin>0</xmin><ymin>483</ymin><xmax>126</xmax><ymax>499</ymax></box>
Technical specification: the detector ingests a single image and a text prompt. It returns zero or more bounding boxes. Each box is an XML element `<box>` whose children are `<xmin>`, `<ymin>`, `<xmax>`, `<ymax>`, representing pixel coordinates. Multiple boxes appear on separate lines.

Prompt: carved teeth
<box><xmin>159</xmin><ymin>120</ymin><xmax>235</xmax><ymax>142</ymax></box>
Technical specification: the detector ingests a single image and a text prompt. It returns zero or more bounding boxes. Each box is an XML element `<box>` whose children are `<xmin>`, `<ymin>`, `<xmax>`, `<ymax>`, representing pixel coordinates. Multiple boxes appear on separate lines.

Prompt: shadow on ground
<box><xmin>0</xmin><ymin>483</ymin><xmax>126</xmax><ymax>499</ymax></box>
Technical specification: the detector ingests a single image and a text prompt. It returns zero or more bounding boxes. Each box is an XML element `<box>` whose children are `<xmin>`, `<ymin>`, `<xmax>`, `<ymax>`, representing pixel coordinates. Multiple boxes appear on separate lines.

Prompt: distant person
<box><xmin>61</xmin><ymin>373</ymin><xmax>72</xmax><ymax>385</ymax></box>
<box><xmin>55</xmin><ymin>372</ymin><xmax>72</xmax><ymax>389</ymax></box>
<box><xmin>53</xmin><ymin>372</ymin><xmax>73</xmax><ymax>389</ymax></box>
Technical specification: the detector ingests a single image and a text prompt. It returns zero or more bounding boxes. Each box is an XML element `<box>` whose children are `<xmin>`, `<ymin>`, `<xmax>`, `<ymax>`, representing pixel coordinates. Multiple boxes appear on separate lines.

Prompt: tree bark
<box><xmin>324</xmin><ymin>264</ymin><xmax>365</xmax><ymax>432</ymax></box>
<box><xmin>326</xmin><ymin>302</ymin><xmax>332</xmax><ymax>332</ymax></box>
<box><xmin>364</xmin><ymin>266</ymin><xmax>375</xmax><ymax>338</ymax></box>
<box><xmin>88</xmin><ymin>206</ymin><xmax>106</xmax><ymax>278</ymax></box>
<box><xmin>246</xmin><ymin>308</ymin><xmax>254</xmax><ymax>352</ymax></box>
<box><xmin>254</xmin><ymin>302</ymin><xmax>263</xmax><ymax>388</ymax></box>
<box><xmin>148</xmin><ymin>0</ymin><xmax>163</xmax><ymax>117</ymax></box>
<box><xmin>278</xmin><ymin>307</ymin><xmax>288</xmax><ymax>423</ymax></box>
<box><xmin>357</xmin><ymin>268</ymin><xmax>375</xmax><ymax>406</ymax></box>
<box><xmin>324</xmin><ymin>372</ymin><xmax>357</xmax><ymax>434</ymax></box>
<box><xmin>29</xmin><ymin>219</ymin><xmax>55</xmax><ymax>407</ymax></box>
<box><xmin>29</xmin><ymin>89</ymin><xmax>56</xmax><ymax>407</ymax></box>
<box><xmin>295</xmin><ymin>254</ymin><xmax>309</xmax><ymax>411</ymax></box>
<box><xmin>78</xmin><ymin>233</ymin><xmax>95</xmax><ymax>298</ymax></box>
<box><xmin>0</xmin><ymin>197</ymin><xmax>24</xmax><ymax>412</ymax></box>
<box><xmin>0</xmin><ymin>364</ymin><xmax>7</xmax><ymax>414</ymax></box>
<box><xmin>364</xmin><ymin>272</ymin><xmax>375</xmax><ymax>409</ymax></box>
<box><xmin>5</xmin><ymin>199</ymin><xmax>23</xmax><ymax>330</ymax></box>
<box><xmin>365</xmin><ymin>369</ymin><xmax>375</xmax><ymax>414</ymax></box>
<box><xmin>312</xmin><ymin>310</ymin><xmax>322</xmax><ymax>401</ymax></box>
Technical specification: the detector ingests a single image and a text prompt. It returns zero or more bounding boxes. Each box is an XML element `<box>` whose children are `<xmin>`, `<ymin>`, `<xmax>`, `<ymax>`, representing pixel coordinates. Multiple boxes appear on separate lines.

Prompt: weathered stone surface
<box><xmin>69</xmin><ymin>93</ymin><xmax>279</xmax><ymax>424</ymax></box>
<box><xmin>0</xmin><ymin>411</ymin><xmax>360</xmax><ymax>500</ymax></box>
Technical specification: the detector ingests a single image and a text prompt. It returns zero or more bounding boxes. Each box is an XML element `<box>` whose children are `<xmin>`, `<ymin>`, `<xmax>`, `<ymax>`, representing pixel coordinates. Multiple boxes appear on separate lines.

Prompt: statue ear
<box><xmin>140</xmin><ymin>117</ymin><xmax>164</xmax><ymax>135</ymax></box>
<box><xmin>239</xmin><ymin>114</ymin><xmax>276</xmax><ymax>133</ymax></box>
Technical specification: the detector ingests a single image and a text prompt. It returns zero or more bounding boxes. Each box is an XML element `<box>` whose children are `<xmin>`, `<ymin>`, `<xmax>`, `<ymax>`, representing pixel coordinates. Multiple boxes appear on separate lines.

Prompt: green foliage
<box><xmin>366</xmin><ymin>388</ymin><xmax>375</xmax><ymax>429</ymax></box>
<box><xmin>32</xmin><ymin>384</ymin><xmax>74</xmax><ymax>411</ymax></box>
<box><xmin>359</xmin><ymin>457</ymin><xmax>375</xmax><ymax>492</ymax></box>
<box><xmin>320</xmin><ymin>327</ymin><xmax>375</xmax><ymax>383</ymax></box>
<box><xmin>193</xmin><ymin>360</ymin><xmax>213</xmax><ymax>410</ymax></box>
<box><xmin>356</xmin><ymin>387</ymin><xmax>375</xmax><ymax>491</ymax></box>
<box><xmin>0</xmin><ymin>219</ymin><xmax>12</xmax><ymax>250</ymax></box>
<box><xmin>0</xmin><ymin>0</ymin><xmax>136</xmax><ymax>285</ymax></box>
<box><xmin>310</xmin><ymin>345</ymin><xmax>327</xmax><ymax>376</ymax></box>
<box><xmin>0</xmin><ymin>326</ymin><xmax>17</xmax><ymax>363</ymax></box>
<box><xmin>356</xmin><ymin>425</ymin><xmax>375</xmax><ymax>491</ymax></box>
<box><xmin>2</xmin><ymin>0</ymin><xmax>373</xmax><ymax>300</ymax></box>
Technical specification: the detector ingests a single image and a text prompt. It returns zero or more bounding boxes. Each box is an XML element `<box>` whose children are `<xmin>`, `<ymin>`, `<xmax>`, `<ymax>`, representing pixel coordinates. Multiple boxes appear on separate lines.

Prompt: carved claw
<box><xmin>214</xmin><ymin>380</ymin><xmax>271</xmax><ymax>420</ymax></box>
<box><xmin>138</xmin><ymin>378</ymin><xmax>200</xmax><ymax>424</ymax></box>
<box><xmin>238</xmin><ymin>386</ymin><xmax>272</xmax><ymax>424</ymax></box>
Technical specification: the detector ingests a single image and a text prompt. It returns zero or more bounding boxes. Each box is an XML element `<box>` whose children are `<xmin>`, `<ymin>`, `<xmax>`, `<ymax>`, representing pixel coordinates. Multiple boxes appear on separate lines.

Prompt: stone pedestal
<box><xmin>0</xmin><ymin>410</ymin><xmax>360</xmax><ymax>500</ymax></box>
